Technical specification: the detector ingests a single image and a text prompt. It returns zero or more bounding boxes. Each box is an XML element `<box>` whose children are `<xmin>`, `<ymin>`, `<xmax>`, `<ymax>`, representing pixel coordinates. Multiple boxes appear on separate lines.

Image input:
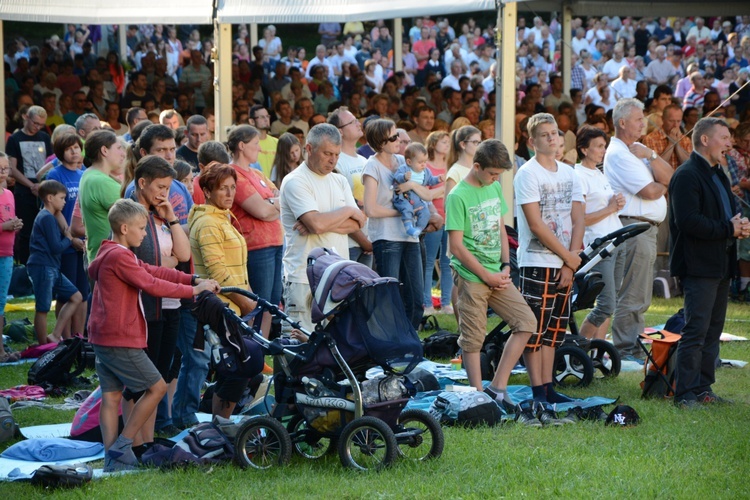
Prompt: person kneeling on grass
<box><xmin>87</xmin><ymin>199</ymin><xmax>219</xmax><ymax>472</ymax></box>
<box><xmin>445</xmin><ymin>139</ymin><xmax>537</xmax><ymax>418</ymax></box>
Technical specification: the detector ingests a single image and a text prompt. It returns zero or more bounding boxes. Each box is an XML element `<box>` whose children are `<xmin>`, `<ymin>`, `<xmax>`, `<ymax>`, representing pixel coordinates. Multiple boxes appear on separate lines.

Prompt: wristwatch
<box><xmin>191</xmin><ymin>274</ymin><xmax>200</xmax><ymax>286</ymax></box>
<box><xmin>500</xmin><ymin>262</ymin><xmax>511</xmax><ymax>271</ymax></box>
<box><xmin>649</xmin><ymin>150</ymin><xmax>658</xmax><ymax>160</ymax></box>
<box><xmin>168</xmin><ymin>219</ymin><xmax>180</xmax><ymax>226</ymax></box>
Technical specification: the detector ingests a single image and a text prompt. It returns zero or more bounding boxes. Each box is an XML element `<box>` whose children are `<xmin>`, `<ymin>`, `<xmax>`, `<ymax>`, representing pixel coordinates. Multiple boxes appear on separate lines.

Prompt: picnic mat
<box><xmin>0</xmin><ymin>412</ymin><xmax>233</xmax><ymax>481</ymax></box>
<box><xmin>405</xmin><ymin>384</ymin><xmax>617</xmax><ymax>413</ymax></box>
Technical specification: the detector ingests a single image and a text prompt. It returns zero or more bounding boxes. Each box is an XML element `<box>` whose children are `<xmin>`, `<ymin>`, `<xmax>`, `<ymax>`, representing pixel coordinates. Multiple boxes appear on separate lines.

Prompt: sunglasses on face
<box><xmin>387</xmin><ymin>133</ymin><xmax>399</xmax><ymax>143</ymax></box>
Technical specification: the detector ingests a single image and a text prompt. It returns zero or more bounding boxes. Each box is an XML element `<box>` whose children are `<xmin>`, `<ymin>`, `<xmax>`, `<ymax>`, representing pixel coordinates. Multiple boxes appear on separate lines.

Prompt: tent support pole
<box><xmin>394</xmin><ymin>18</ymin><xmax>403</xmax><ymax>72</ymax></box>
<box><xmin>496</xmin><ymin>0</ymin><xmax>517</xmax><ymax>224</ymax></box>
<box><xmin>213</xmin><ymin>22</ymin><xmax>233</xmax><ymax>142</ymax></box>
<box><xmin>119</xmin><ymin>25</ymin><xmax>127</xmax><ymax>65</ymax></box>
<box><xmin>250</xmin><ymin>24</ymin><xmax>258</xmax><ymax>48</ymax></box>
<box><xmin>562</xmin><ymin>2</ymin><xmax>573</xmax><ymax>94</ymax></box>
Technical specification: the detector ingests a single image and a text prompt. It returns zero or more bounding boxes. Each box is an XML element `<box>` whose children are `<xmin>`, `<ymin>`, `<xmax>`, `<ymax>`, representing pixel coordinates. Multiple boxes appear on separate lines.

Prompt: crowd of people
<box><xmin>1</xmin><ymin>13</ymin><xmax>749</xmax><ymax>467</ymax></box>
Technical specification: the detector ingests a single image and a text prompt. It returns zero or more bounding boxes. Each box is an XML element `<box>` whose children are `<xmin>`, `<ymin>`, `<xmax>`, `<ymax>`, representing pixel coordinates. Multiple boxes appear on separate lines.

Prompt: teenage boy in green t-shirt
<box><xmin>445</xmin><ymin>139</ymin><xmax>537</xmax><ymax>413</ymax></box>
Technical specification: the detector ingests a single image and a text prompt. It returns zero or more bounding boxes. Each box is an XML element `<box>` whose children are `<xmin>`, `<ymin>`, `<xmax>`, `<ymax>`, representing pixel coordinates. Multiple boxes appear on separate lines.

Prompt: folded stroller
<box><xmin>193</xmin><ymin>248</ymin><xmax>444</xmax><ymax>471</ymax></box>
<box><xmin>480</xmin><ymin>223</ymin><xmax>651</xmax><ymax>387</ymax></box>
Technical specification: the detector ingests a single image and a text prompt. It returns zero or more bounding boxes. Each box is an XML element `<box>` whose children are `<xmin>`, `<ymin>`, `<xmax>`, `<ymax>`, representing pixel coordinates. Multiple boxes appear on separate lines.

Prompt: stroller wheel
<box><xmin>234</xmin><ymin>416</ymin><xmax>292</xmax><ymax>469</ymax></box>
<box><xmin>395</xmin><ymin>409</ymin><xmax>444</xmax><ymax>461</ymax></box>
<box><xmin>287</xmin><ymin>414</ymin><xmax>337</xmax><ymax>460</ymax></box>
<box><xmin>554</xmin><ymin>345</ymin><xmax>594</xmax><ymax>387</ymax></box>
<box><xmin>338</xmin><ymin>416</ymin><xmax>398</xmax><ymax>471</ymax></box>
<box><xmin>588</xmin><ymin>339</ymin><xmax>622</xmax><ymax>378</ymax></box>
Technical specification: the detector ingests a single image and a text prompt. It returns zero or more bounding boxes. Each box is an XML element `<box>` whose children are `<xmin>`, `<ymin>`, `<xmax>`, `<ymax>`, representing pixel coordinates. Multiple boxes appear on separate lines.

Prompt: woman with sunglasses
<box><xmin>363</xmin><ymin>119</ymin><xmax>438</xmax><ymax>329</ymax></box>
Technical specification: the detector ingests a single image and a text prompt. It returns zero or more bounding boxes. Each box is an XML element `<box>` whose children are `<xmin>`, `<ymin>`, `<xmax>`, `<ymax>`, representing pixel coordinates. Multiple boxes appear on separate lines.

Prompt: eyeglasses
<box><xmin>387</xmin><ymin>133</ymin><xmax>400</xmax><ymax>143</ymax></box>
<box><xmin>337</xmin><ymin>118</ymin><xmax>358</xmax><ymax>129</ymax></box>
<box><xmin>29</xmin><ymin>120</ymin><xmax>46</xmax><ymax>128</ymax></box>
<box><xmin>0</xmin><ymin>168</ymin><xmax>10</xmax><ymax>173</ymax></box>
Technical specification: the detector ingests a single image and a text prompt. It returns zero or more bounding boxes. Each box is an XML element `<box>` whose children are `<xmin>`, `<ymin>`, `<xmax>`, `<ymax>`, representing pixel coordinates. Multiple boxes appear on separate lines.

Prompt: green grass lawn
<box><xmin>1</xmin><ymin>297</ymin><xmax>749</xmax><ymax>498</ymax></box>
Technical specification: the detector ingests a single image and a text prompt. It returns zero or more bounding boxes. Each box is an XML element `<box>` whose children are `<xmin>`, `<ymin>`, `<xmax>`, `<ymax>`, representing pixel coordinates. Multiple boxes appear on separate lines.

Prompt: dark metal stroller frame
<box><xmin>215</xmin><ymin>286</ymin><xmax>444</xmax><ymax>470</ymax></box>
<box><xmin>479</xmin><ymin>222</ymin><xmax>651</xmax><ymax>387</ymax></box>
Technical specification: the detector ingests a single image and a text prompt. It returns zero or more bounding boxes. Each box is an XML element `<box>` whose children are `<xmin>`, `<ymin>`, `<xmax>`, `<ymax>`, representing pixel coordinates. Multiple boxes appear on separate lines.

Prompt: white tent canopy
<box><xmin>216</xmin><ymin>0</ymin><xmax>495</xmax><ymax>24</ymax></box>
<box><xmin>503</xmin><ymin>0</ymin><xmax>750</xmax><ymax>18</ymax></box>
<box><xmin>0</xmin><ymin>0</ymin><xmax>213</xmax><ymax>24</ymax></box>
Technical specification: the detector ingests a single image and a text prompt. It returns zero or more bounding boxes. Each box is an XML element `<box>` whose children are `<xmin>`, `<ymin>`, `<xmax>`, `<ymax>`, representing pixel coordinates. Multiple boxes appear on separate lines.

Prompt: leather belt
<box><xmin>619</xmin><ymin>215</ymin><xmax>660</xmax><ymax>227</ymax></box>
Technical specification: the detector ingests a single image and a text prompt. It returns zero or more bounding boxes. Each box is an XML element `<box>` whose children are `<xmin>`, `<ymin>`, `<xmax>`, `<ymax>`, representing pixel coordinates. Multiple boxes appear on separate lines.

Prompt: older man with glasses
<box><xmin>6</xmin><ymin>105</ymin><xmax>53</xmax><ymax>264</ymax></box>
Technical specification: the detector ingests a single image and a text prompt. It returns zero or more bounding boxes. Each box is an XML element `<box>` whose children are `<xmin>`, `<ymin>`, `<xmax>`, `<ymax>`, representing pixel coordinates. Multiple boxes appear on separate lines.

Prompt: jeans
<box><xmin>372</xmin><ymin>240</ymin><xmax>424</xmax><ymax>329</ymax></box>
<box><xmin>422</xmin><ymin>226</ymin><xmax>452</xmax><ymax>307</ymax></box>
<box><xmin>674</xmin><ymin>276</ymin><xmax>729</xmax><ymax>401</ymax></box>
<box><xmin>151</xmin><ymin>309</ymin><xmax>181</xmax><ymax>430</ymax></box>
<box><xmin>171</xmin><ymin>308</ymin><xmax>209</xmax><ymax>427</ymax></box>
<box><xmin>349</xmin><ymin>246</ymin><xmax>373</xmax><ymax>269</ymax></box>
<box><xmin>247</xmin><ymin>245</ymin><xmax>283</xmax><ymax>332</ymax></box>
<box><xmin>611</xmin><ymin>222</ymin><xmax>658</xmax><ymax>358</ymax></box>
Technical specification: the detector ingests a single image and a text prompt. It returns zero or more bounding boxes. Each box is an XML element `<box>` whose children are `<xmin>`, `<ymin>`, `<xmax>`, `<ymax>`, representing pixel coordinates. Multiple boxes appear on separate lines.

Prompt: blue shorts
<box><xmin>60</xmin><ymin>252</ymin><xmax>90</xmax><ymax>298</ymax></box>
<box><xmin>27</xmin><ymin>264</ymin><xmax>79</xmax><ymax>313</ymax></box>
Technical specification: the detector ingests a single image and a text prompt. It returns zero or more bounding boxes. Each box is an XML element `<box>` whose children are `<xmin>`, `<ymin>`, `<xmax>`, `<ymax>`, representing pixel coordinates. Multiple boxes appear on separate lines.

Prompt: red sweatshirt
<box><xmin>88</xmin><ymin>240</ymin><xmax>194</xmax><ymax>348</ymax></box>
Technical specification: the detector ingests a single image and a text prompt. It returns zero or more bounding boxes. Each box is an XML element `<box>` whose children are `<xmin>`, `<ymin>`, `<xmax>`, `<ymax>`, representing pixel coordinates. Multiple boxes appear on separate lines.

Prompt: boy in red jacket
<box><xmin>88</xmin><ymin>199</ymin><xmax>219</xmax><ymax>472</ymax></box>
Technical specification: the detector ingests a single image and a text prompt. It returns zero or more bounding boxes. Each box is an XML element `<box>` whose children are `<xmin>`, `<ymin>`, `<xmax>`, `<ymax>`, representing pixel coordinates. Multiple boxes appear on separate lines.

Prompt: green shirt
<box><xmin>445</xmin><ymin>179</ymin><xmax>508</xmax><ymax>283</ymax></box>
<box><xmin>79</xmin><ymin>168</ymin><xmax>122</xmax><ymax>262</ymax></box>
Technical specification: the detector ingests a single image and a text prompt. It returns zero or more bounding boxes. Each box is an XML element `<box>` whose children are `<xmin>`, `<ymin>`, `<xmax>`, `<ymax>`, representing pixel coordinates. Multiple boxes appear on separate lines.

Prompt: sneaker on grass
<box><xmin>514</xmin><ymin>400</ymin><xmax>542</xmax><ymax>427</ymax></box>
<box><xmin>534</xmin><ymin>402</ymin><xmax>571</xmax><ymax>426</ymax></box>
<box><xmin>697</xmin><ymin>391</ymin><xmax>733</xmax><ymax>405</ymax></box>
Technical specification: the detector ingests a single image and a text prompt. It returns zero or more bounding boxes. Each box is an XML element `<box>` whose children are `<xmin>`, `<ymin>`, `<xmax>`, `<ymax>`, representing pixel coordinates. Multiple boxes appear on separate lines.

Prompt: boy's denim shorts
<box><xmin>26</xmin><ymin>264</ymin><xmax>79</xmax><ymax>313</ymax></box>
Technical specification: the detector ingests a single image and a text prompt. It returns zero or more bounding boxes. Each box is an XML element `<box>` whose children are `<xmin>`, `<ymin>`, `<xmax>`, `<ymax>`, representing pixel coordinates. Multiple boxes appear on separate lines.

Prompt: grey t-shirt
<box><xmin>362</xmin><ymin>155</ymin><xmax>418</xmax><ymax>244</ymax></box>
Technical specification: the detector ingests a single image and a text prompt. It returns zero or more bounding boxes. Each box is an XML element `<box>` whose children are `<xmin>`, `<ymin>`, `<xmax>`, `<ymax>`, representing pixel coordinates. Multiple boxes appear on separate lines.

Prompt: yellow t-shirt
<box><xmin>258</xmin><ymin>135</ymin><xmax>278</xmax><ymax>179</ymax></box>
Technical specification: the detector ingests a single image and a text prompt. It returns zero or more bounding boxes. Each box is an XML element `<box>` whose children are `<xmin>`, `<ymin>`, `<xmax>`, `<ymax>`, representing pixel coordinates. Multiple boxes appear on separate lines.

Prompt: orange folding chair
<box><xmin>638</xmin><ymin>330</ymin><xmax>681</xmax><ymax>399</ymax></box>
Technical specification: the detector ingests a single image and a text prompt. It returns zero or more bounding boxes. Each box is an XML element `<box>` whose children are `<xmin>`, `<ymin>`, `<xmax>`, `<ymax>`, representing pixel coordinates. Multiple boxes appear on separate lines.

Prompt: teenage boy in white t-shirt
<box><xmin>514</xmin><ymin>113</ymin><xmax>584</xmax><ymax>419</ymax></box>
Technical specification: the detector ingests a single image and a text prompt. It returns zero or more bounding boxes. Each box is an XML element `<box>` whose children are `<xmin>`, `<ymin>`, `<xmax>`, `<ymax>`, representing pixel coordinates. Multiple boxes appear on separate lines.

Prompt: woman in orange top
<box><xmin>226</xmin><ymin>125</ymin><xmax>283</xmax><ymax>338</ymax></box>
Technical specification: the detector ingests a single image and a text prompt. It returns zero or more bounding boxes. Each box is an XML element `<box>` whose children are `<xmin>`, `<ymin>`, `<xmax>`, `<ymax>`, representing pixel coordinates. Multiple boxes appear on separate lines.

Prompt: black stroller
<box><xmin>193</xmin><ymin>248</ymin><xmax>444</xmax><ymax>471</ymax></box>
<box><xmin>480</xmin><ymin>223</ymin><xmax>651</xmax><ymax>387</ymax></box>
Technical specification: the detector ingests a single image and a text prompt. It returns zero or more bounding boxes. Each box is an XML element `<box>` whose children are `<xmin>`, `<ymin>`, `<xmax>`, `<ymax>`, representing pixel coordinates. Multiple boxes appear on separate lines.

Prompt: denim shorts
<box><xmin>27</xmin><ymin>264</ymin><xmax>79</xmax><ymax>313</ymax></box>
<box><xmin>0</xmin><ymin>256</ymin><xmax>12</xmax><ymax>314</ymax></box>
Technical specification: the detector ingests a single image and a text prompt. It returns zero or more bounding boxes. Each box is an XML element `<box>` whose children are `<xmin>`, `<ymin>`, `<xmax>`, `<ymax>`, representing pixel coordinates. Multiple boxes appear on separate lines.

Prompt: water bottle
<box><xmin>301</xmin><ymin>376</ymin><xmax>334</xmax><ymax>397</ymax></box>
<box><xmin>204</xmin><ymin>325</ymin><xmax>222</xmax><ymax>366</ymax></box>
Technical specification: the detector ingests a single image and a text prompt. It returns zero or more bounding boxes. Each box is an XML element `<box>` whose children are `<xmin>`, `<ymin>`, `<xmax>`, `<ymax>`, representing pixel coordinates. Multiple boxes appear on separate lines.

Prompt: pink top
<box><xmin>0</xmin><ymin>188</ymin><xmax>16</xmax><ymax>257</ymax></box>
<box><xmin>427</xmin><ymin>163</ymin><xmax>446</xmax><ymax>219</ymax></box>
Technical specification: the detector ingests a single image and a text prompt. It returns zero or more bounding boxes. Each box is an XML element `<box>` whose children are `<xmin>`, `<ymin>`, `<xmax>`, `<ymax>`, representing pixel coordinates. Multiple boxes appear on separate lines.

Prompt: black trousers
<box><xmin>674</xmin><ymin>276</ymin><xmax>729</xmax><ymax>401</ymax></box>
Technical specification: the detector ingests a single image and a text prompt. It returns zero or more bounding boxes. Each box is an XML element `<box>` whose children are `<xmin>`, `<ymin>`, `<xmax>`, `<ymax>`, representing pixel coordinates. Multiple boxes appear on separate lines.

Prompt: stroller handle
<box><xmin>579</xmin><ymin>222</ymin><xmax>652</xmax><ymax>261</ymax></box>
<box><xmin>220</xmin><ymin>286</ymin><xmax>313</xmax><ymax>337</ymax></box>
<box><xmin>220</xmin><ymin>286</ymin><xmax>260</xmax><ymax>302</ymax></box>
<box><xmin>576</xmin><ymin>222</ymin><xmax>652</xmax><ymax>277</ymax></box>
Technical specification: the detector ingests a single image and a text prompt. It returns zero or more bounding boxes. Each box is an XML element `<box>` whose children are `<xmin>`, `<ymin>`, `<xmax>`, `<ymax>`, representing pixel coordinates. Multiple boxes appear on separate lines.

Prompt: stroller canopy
<box><xmin>305</xmin><ymin>248</ymin><xmax>423</xmax><ymax>375</ymax></box>
<box><xmin>307</xmin><ymin>248</ymin><xmax>393</xmax><ymax>324</ymax></box>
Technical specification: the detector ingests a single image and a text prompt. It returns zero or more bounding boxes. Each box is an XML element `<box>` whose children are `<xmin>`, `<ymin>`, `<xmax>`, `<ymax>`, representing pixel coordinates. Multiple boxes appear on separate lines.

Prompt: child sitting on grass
<box><xmin>393</xmin><ymin>143</ymin><xmax>444</xmax><ymax>237</ymax></box>
<box><xmin>26</xmin><ymin>180</ymin><xmax>83</xmax><ymax>345</ymax></box>
<box><xmin>88</xmin><ymin>199</ymin><xmax>219</xmax><ymax>472</ymax></box>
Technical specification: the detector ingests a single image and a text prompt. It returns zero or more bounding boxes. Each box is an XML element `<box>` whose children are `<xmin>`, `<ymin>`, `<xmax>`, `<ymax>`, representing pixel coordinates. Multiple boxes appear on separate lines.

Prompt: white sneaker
<box><xmin>440</xmin><ymin>305</ymin><xmax>454</xmax><ymax>315</ymax></box>
<box><xmin>423</xmin><ymin>306</ymin><xmax>436</xmax><ymax>316</ymax></box>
